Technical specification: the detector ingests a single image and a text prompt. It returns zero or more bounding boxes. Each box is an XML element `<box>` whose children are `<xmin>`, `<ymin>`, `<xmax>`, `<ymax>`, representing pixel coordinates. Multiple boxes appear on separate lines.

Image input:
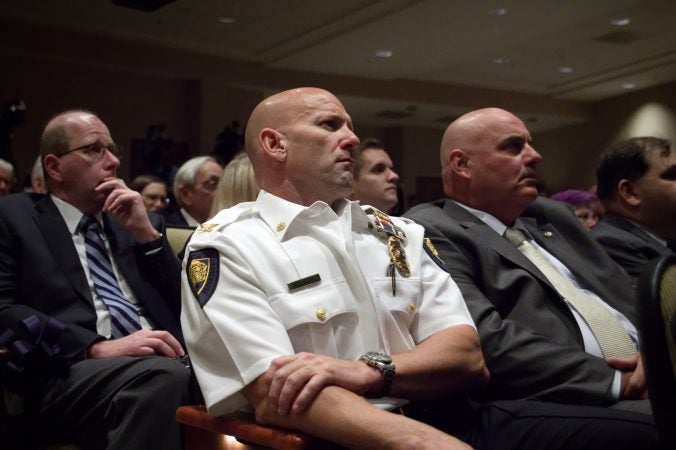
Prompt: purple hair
<box><xmin>550</xmin><ymin>189</ymin><xmax>599</xmax><ymax>207</ymax></box>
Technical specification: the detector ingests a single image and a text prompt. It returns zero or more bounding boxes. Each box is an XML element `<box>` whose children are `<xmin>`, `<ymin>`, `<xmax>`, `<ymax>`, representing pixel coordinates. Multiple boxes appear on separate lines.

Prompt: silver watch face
<box><xmin>360</xmin><ymin>351</ymin><xmax>395</xmax><ymax>398</ymax></box>
<box><xmin>365</xmin><ymin>351</ymin><xmax>392</xmax><ymax>364</ymax></box>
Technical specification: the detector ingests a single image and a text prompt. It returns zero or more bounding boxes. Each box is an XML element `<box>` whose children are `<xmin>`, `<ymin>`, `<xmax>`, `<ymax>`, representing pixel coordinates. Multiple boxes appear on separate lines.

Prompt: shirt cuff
<box><xmin>611</xmin><ymin>369</ymin><xmax>622</xmax><ymax>399</ymax></box>
<box><xmin>139</xmin><ymin>233</ymin><xmax>164</xmax><ymax>255</ymax></box>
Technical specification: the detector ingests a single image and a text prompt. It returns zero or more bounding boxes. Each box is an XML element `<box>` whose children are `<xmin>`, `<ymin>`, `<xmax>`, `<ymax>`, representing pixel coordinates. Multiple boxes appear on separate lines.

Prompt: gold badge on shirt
<box><xmin>367</xmin><ymin>208</ymin><xmax>410</xmax><ymax>296</ymax></box>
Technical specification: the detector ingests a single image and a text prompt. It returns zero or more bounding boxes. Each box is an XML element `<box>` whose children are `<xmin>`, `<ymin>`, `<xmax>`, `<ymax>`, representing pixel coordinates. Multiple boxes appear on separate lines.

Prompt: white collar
<box><xmin>51</xmin><ymin>194</ymin><xmax>102</xmax><ymax>235</ymax></box>
<box><xmin>454</xmin><ymin>200</ymin><xmax>507</xmax><ymax>236</ymax></box>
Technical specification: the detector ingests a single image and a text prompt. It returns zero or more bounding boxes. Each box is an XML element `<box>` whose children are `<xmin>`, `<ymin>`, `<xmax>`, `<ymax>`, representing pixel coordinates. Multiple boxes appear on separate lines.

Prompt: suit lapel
<box><xmin>34</xmin><ymin>196</ymin><xmax>94</xmax><ymax>306</ymax></box>
<box><xmin>523</xmin><ymin>217</ymin><xmax>609</xmax><ymax>296</ymax></box>
<box><xmin>443</xmin><ymin>200</ymin><xmax>555</xmax><ymax>289</ymax></box>
<box><xmin>605</xmin><ymin>213</ymin><xmax>669</xmax><ymax>254</ymax></box>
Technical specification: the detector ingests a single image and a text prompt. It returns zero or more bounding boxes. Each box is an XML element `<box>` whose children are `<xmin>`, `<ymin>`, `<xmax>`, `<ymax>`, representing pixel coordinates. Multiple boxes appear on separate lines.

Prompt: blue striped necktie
<box><xmin>79</xmin><ymin>215</ymin><xmax>141</xmax><ymax>338</ymax></box>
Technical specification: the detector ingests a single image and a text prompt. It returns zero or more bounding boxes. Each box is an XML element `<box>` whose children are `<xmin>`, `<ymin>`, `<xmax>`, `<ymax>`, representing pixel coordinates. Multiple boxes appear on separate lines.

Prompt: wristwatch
<box><xmin>359</xmin><ymin>351</ymin><xmax>395</xmax><ymax>398</ymax></box>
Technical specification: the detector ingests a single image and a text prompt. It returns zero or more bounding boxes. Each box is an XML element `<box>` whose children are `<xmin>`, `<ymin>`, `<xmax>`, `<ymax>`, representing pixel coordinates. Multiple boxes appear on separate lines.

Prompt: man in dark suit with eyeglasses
<box><xmin>0</xmin><ymin>109</ymin><xmax>192</xmax><ymax>450</ymax></box>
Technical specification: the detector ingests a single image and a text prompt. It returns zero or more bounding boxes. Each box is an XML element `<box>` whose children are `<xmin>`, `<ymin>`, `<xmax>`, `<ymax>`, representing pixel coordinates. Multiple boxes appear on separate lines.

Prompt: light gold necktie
<box><xmin>504</xmin><ymin>228</ymin><xmax>637</xmax><ymax>358</ymax></box>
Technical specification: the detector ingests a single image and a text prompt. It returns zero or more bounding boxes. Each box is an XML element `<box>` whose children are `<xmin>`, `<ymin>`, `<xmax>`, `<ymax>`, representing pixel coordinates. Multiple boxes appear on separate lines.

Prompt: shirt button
<box><xmin>408</xmin><ymin>303</ymin><xmax>416</xmax><ymax>312</ymax></box>
<box><xmin>315</xmin><ymin>309</ymin><xmax>327</xmax><ymax>321</ymax></box>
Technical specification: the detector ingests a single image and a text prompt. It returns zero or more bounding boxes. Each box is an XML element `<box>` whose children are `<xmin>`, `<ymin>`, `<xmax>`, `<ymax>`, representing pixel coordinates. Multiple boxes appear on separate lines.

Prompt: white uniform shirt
<box><xmin>181</xmin><ymin>190</ymin><xmax>474</xmax><ymax>415</ymax></box>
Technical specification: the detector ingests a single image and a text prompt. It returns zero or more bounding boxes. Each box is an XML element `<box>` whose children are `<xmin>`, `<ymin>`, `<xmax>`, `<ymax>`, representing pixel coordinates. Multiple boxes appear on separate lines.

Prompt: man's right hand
<box><xmin>86</xmin><ymin>329</ymin><xmax>185</xmax><ymax>359</ymax></box>
<box><xmin>265</xmin><ymin>352</ymin><xmax>380</xmax><ymax>416</ymax></box>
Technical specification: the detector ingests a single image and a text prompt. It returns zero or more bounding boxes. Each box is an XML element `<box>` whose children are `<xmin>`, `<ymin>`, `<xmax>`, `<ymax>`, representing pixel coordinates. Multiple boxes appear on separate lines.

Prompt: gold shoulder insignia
<box><xmin>198</xmin><ymin>223</ymin><xmax>219</xmax><ymax>232</ymax></box>
<box><xmin>424</xmin><ymin>238</ymin><xmax>446</xmax><ymax>269</ymax></box>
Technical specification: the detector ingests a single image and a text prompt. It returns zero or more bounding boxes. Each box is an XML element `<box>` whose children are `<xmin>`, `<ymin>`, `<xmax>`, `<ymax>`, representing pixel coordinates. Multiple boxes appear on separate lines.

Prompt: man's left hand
<box><xmin>607</xmin><ymin>352</ymin><xmax>648</xmax><ymax>400</ymax></box>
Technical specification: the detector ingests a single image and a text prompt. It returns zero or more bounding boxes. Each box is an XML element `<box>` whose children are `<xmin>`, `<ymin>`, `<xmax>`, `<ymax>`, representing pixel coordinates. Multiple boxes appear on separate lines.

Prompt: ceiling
<box><xmin>2</xmin><ymin>0</ymin><xmax>676</xmax><ymax>132</ymax></box>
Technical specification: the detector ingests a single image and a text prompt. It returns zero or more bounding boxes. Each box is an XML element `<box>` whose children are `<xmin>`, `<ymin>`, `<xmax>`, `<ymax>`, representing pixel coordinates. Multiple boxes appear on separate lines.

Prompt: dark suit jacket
<box><xmin>0</xmin><ymin>193</ymin><xmax>183</xmax><ymax>362</ymax></box>
<box><xmin>157</xmin><ymin>206</ymin><xmax>192</xmax><ymax>228</ymax></box>
<box><xmin>406</xmin><ymin>197</ymin><xmax>637</xmax><ymax>406</ymax></box>
<box><xmin>591</xmin><ymin>213</ymin><xmax>673</xmax><ymax>288</ymax></box>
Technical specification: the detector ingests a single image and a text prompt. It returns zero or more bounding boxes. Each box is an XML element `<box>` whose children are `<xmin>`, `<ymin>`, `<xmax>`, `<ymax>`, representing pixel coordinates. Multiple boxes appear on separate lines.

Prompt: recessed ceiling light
<box><xmin>611</xmin><ymin>18</ymin><xmax>630</xmax><ymax>26</ymax></box>
<box><xmin>374</xmin><ymin>50</ymin><xmax>394</xmax><ymax>58</ymax></box>
<box><xmin>493</xmin><ymin>57</ymin><xmax>510</xmax><ymax>64</ymax></box>
<box><xmin>558</xmin><ymin>66</ymin><xmax>574</xmax><ymax>74</ymax></box>
<box><xmin>218</xmin><ymin>16</ymin><xmax>236</xmax><ymax>24</ymax></box>
<box><xmin>488</xmin><ymin>8</ymin><xmax>507</xmax><ymax>16</ymax></box>
<box><xmin>622</xmin><ymin>82</ymin><xmax>636</xmax><ymax>89</ymax></box>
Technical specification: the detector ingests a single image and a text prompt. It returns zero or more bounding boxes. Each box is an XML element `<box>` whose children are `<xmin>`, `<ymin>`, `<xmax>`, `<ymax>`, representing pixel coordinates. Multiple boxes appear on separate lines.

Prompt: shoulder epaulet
<box><xmin>194</xmin><ymin>202</ymin><xmax>256</xmax><ymax>234</ymax></box>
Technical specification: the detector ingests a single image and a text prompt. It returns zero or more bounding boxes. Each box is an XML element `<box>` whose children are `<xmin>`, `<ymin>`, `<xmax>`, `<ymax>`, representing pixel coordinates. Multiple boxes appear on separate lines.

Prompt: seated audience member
<box><xmin>130</xmin><ymin>174</ymin><xmax>168</xmax><ymax>212</ymax></box>
<box><xmin>181</xmin><ymin>89</ymin><xmax>657</xmax><ymax>450</ymax></box>
<box><xmin>30</xmin><ymin>155</ymin><xmax>47</xmax><ymax>193</ymax></box>
<box><xmin>209</xmin><ymin>152</ymin><xmax>258</xmax><ymax>218</ymax></box>
<box><xmin>350</xmin><ymin>137</ymin><xmax>400</xmax><ymax>213</ymax></box>
<box><xmin>406</xmin><ymin>108</ymin><xmax>653</xmax><ymax>415</ymax></box>
<box><xmin>0</xmin><ymin>158</ymin><xmax>15</xmax><ymax>196</ymax></box>
<box><xmin>550</xmin><ymin>188</ymin><xmax>601</xmax><ymax>229</ymax></box>
<box><xmin>0</xmin><ymin>110</ymin><xmax>192</xmax><ymax>450</ymax></box>
<box><xmin>592</xmin><ymin>136</ymin><xmax>675</xmax><ymax>286</ymax></box>
<box><xmin>159</xmin><ymin>156</ymin><xmax>223</xmax><ymax>227</ymax></box>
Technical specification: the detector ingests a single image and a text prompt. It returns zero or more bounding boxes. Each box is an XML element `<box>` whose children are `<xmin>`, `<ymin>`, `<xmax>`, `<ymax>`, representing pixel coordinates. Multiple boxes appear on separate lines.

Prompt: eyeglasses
<box><xmin>58</xmin><ymin>142</ymin><xmax>123</xmax><ymax>162</ymax></box>
<box><xmin>142</xmin><ymin>193</ymin><xmax>168</xmax><ymax>204</ymax></box>
<box><xmin>197</xmin><ymin>177</ymin><xmax>220</xmax><ymax>192</ymax></box>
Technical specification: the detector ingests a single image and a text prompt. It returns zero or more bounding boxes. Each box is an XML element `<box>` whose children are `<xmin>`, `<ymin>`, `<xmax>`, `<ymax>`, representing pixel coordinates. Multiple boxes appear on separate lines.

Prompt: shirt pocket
<box><xmin>371</xmin><ymin>277</ymin><xmax>422</xmax><ymax>328</ymax></box>
<box><xmin>269</xmin><ymin>278</ymin><xmax>358</xmax><ymax>330</ymax></box>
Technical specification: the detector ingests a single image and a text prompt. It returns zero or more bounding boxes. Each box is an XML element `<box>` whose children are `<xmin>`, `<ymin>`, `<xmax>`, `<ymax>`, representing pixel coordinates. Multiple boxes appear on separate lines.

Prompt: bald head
<box><xmin>244</xmin><ymin>87</ymin><xmax>359</xmax><ymax>206</ymax></box>
<box><xmin>40</xmin><ymin>110</ymin><xmax>119</xmax><ymax>213</ymax></box>
<box><xmin>440</xmin><ymin>107</ymin><xmax>542</xmax><ymax>224</ymax></box>
<box><xmin>40</xmin><ymin>110</ymin><xmax>94</xmax><ymax>161</ymax></box>
<box><xmin>441</xmin><ymin>108</ymin><xmax>515</xmax><ymax>168</ymax></box>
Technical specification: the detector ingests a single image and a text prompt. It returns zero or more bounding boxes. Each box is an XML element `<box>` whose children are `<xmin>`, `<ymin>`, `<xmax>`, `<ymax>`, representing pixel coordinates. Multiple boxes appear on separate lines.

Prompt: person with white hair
<box><xmin>159</xmin><ymin>156</ymin><xmax>223</xmax><ymax>227</ymax></box>
<box><xmin>0</xmin><ymin>158</ymin><xmax>15</xmax><ymax>196</ymax></box>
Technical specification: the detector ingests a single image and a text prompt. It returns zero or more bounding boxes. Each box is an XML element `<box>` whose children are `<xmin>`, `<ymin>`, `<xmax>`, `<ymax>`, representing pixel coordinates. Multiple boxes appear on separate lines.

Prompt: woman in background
<box><xmin>209</xmin><ymin>152</ymin><xmax>259</xmax><ymax>218</ymax></box>
<box><xmin>551</xmin><ymin>189</ymin><xmax>602</xmax><ymax>230</ymax></box>
<box><xmin>130</xmin><ymin>174</ymin><xmax>168</xmax><ymax>212</ymax></box>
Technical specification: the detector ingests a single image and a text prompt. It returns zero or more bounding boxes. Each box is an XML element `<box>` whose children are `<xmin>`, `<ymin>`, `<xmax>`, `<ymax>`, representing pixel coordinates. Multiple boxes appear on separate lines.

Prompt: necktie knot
<box><xmin>79</xmin><ymin>215</ymin><xmax>100</xmax><ymax>235</ymax></box>
<box><xmin>504</xmin><ymin>227</ymin><xmax>527</xmax><ymax>247</ymax></box>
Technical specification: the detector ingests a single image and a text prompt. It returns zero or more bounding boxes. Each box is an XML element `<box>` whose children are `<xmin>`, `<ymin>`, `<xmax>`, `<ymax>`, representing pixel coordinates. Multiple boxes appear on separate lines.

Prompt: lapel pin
<box><xmin>543</xmin><ymin>231</ymin><xmax>553</xmax><ymax>238</ymax></box>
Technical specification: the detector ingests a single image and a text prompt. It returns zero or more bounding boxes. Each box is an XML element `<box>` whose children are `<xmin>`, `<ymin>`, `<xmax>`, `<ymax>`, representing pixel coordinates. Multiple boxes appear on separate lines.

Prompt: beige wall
<box><xmin>535</xmin><ymin>81</ymin><xmax>676</xmax><ymax>194</ymax></box>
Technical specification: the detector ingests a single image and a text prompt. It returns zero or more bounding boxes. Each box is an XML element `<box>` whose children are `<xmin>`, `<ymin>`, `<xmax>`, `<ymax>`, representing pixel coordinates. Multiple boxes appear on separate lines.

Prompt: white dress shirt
<box><xmin>51</xmin><ymin>195</ymin><xmax>155</xmax><ymax>337</ymax></box>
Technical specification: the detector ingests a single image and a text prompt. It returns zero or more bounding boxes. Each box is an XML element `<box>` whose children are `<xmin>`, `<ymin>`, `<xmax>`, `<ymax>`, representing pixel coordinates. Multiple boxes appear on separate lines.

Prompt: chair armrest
<box><xmin>176</xmin><ymin>405</ymin><xmax>341</xmax><ymax>450</ymax></box>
